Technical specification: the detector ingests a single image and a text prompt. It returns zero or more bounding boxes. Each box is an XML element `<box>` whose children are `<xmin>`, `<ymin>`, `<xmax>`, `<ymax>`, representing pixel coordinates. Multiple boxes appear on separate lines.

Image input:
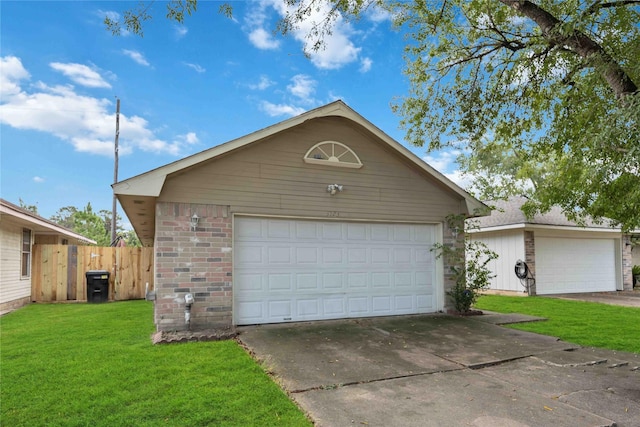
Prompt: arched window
<box><xmin>303</xmin><ymin>141</ymin><xmax>363</xmax><ymax>169</ymax></box>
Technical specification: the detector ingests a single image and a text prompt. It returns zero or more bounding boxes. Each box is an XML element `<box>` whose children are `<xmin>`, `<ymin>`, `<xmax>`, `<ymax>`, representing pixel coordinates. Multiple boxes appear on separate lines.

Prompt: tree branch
<box><xmin>586</xmin><ymin>0</ymin><xmax>640</xmax><ymax>15</ymax></box>
<box><xmin>500</xmin><ymin>0</ymin><xmax>638</xmax><ymax>99</ymax></box>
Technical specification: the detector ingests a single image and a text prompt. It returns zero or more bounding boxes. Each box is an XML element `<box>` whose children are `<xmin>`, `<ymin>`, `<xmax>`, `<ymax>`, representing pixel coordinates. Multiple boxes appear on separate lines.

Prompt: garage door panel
<box><xmin>395</xmin><ymin>272</ymin><xmax>413</xmax><ymax>287</ymax></box>
<box><xmin>323</xmin><ymin>298</ymin><xmax>346</xmax><ymax>316</ymax></box>
<box><xmin>347</xmin><ymin>272</ymin><xmax>367</xmax><ymax>289</ymax></box>
<box><xmin>296</xmin><ymin>273</ymin><xmax>318</xmax><ymax>290</ymax></box>
<box><xmin>267</xmin><ymin>220</ymin><xmax>291</xmax><ymax>238</ymax></box>
<box><xmin>268</xmin><ymin>274</ymin><xmax>291</xmax><ymax>291</ymax></box>
<box><xmin>268</xmin><ymin>247</ymin><xmax>291</xmax><ymax>263</ymax></box>
<box><xmin>417</xmin><ymin>294</ymin><xmax>433</xmax><ymax>309</ymax></box>
<box><xmin>297</xmin><ymin>299</ymin><xmax>320</xmax><ymax>317</ymax></box>
<box><xmin>322</xmin><ymin>223</ymin><xmax>343</xmax><ymax>239</ymax></box>
<box><xmin>348</xmin><ymin>297</ymin><xmax>369</xmax><ymax>314</ymax></box>
<box><xmin>322</xmin><ymin>247</ymin><xmax>343</xmax><ymax>263</ymax></box>
<box><xmin>347</xmin><ymin>223</ymin><xmax>367</xmax><ymax>240</ymax></box>
<box><xmin>322</xmin><ymin>273</ymin><xmax>343</xmax><ymax>289</ymax></box>
<box><xmin>536</xmin><ymin>237</ymin><xmax>617</xmax><ymax>294</ymax></box>
<box><xmin>348</xmin><ymin>248</ymin><xmax>367</xmax><ymax>263</ymax></box>
<box><xmin>235</xmin><ymin>218</ymin><xmax>438</xmax><ymax>325</ymax></box>
<box><xmin>372</xmin><ymin>248</ymin><xmax>390</xmax><ymax>264</ymax></box>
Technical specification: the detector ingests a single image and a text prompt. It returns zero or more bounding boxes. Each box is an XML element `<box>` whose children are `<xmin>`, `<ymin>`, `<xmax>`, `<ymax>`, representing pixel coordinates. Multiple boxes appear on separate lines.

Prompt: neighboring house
<box><xmin>0</xmin><ymin>199</ymin><xmax>96</xmax><ymax>313</ymax></box>
<box><xmin>114</xmin><ymin>101</ymin><xmax>486</xmax><ymax>332</ymax></box>
<box><xmin>467</xmin><ymin>197</ymin><xmax>636</xmax><ymax>295</ymax></box>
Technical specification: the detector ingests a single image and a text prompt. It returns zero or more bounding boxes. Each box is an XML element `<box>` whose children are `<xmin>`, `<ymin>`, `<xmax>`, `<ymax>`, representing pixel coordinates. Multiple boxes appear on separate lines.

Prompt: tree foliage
<box><xmin>389</xmin><ymin>0</ymin><xmax>640</xmax><ymax>231</ymax></box>
<box><xmin>432</xmin><ymin>214</ymin><xmax>498</xmax><ymax>313</ymax></box>
<box><xmin>50</xmin><ymin>204</ymin><xmax>141</xmax><ymax>247</ymax></box>
<box><xmin>106</xmin><ymin>0</ymin><xmax>640</xmax><ymax>230</ymax></box>
<box><xmin>19</xmin><ymin>198</ymin><xmax>39</xmax><ymax>215</ymax></box>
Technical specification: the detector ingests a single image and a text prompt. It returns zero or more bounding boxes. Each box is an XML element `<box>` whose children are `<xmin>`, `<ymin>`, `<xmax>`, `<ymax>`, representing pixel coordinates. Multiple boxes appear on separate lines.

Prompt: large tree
<box><xmin>107</xmin><ymin>0</ymin><xmax>640</xmax><ymax>230</ymax></box>
<box><xmin>51</xmin><ymin>204</ymin><xmax>141</xmax><ymax>246</ymax></box>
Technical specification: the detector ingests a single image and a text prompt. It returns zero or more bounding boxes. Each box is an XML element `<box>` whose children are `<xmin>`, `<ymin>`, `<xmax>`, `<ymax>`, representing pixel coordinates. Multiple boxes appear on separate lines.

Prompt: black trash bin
<box><xmin>86</xmin><ymin>270</ymin><xmax>110</xmax><ymax>303</ymax></box>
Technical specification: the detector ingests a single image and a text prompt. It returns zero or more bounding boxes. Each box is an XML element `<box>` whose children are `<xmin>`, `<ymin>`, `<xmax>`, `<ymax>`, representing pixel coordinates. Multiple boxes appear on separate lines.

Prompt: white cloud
<box><xmin>364</xmin><ymin>4</ymin><xmax>392</xmax><ymax>23</ymax></box>
<box><xmin>49</xmin><ymin>62</ymin><xmax>111</xmax><ymax>88</ymax></box>
<box><xmin>0</xmin><ymin>56</ymin><xmax>193</xmax><ymax>157</ymax></box>
<box><xmin>174</xmin><ymin>25</ymin><xmax>188</xmax><ymax>39</ymax></box>
<box><xmin>0</xmin><ymin>56</ymin><xmax>31</xmax><ymax>97</ymax></box>
<box><xmin>176</xmin><ymin>132</ymin><xmax>199</xmax><ymax>145</ymax></box>
<box><xmin>359</xmin><ymin>57</ymin><xmax>372</xmax><ymax>73</ymax></box>
<box><xmin>98</xmin><ymin>9</ymin><xmax>120</xmax><ymax>22</ymax></box>
<box><xmin>423</xmin><ymin>149</ymin><xmax>474</xmax><ymax>189</ymax></box>
<box><xmin>33</xmin><ymin>176</ymin><xmax>45</xmax><ymax>183</ymax></box>
<box><xmin>183</xmin><ymin>62</ymin><xmax>205</xmax><ymax>73</ymax></box>
<box><xmin>248</xmin><ymin>28</ymin><xmax>281</xmax><ymax>50</ymax></box>
<box><xmin>246</xmin><ymin>0</ymin><xmax>361</xmax><ymax>70</ymax></box>
<box><xmin>122</xmin><ymin>49</ymin><xmax>150</xmax><ymax>67</ymax></box>
<box><xmin>259</xmin><ymin>101</ymin><xmax>305</xmax><ymax>117</ymax></box>
<box><xmin>249</xmin><ymin>75</ymin><xmax>275</xmax><ymax>90</ymax></box>
<box><xmin>287</xmin><ymin>74</ymin><xmax>316</xmax><ymax>100</ymax></box>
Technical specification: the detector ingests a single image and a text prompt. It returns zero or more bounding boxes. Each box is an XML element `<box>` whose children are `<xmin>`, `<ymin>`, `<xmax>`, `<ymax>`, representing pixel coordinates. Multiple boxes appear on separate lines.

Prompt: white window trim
<box><xmin>303</xmin><ymin>141</ymin><xmax>363</xmax><ymax>169</ymax></box>
<box><xmin>21</xmin><ymin>228</ymin><xmax>32</xmax><ymax>278</ymax></box>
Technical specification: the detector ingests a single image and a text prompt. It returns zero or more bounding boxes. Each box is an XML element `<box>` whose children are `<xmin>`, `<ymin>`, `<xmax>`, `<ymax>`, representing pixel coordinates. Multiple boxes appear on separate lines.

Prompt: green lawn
<box><xmin>475</xmin><ymin>295</ymin><xmax>640</xmax><ymax>353</ymax></box>
<box><xmin>0</xmin><ymin>301</ymin><xmax>311</xmax><ymax>427</ymax></box>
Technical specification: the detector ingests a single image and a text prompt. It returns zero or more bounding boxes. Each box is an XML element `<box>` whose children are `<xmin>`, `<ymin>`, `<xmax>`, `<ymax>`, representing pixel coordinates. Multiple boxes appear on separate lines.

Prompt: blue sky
<box><xmin>1</xmin><ymin>0</ymin><xmax>465</xmax><ymax>227</ymax></box>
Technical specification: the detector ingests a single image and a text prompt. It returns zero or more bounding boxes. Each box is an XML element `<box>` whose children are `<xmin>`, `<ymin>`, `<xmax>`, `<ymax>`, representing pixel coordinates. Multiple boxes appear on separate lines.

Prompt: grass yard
<box><xmin>0</xmin><ymin>301</ymin><xmax>311</xmax><ymax>427</ymax></box>
<box><xmin>475</xmin><ymin>295</ymin><xmax>640</xmax><ymax>354</ymax></box>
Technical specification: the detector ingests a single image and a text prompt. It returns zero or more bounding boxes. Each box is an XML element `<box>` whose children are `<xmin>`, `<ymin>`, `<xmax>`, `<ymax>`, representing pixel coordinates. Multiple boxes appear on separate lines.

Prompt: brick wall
<box><xmin>523</xmin><ymin>231</ymin><xmax>536</xmax><ymax>295</ymax></box>
<box><xmin>443</xmin><ymin>221</ymin><xmax>464</xmax><ymax>312</ymax></box>
<box><xmin>154</xmin><ymin>202</ymin><xmax>232</xmax><ymax>331</ymax></box>
<box><xmin>622</xmin><ymin>235</ymin><xmax>633</xmax><ymax>291</ymax></box>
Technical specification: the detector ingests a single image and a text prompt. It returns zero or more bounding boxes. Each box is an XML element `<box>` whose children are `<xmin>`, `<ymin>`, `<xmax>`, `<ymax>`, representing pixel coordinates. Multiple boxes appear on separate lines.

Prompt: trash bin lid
<box><xmin>86</xmin><ymin>270</ymin><xmax>110</xmax><ymax>276</ymax></box>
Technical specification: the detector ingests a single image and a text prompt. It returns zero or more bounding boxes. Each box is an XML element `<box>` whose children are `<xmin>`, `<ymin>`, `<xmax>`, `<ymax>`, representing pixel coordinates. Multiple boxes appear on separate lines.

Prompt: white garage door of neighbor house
<box><xmin>536</xmin><ymin>237</ymin><xmax>618</xmax><ymax>294</ymax></box>
<box><xmin>234</xmin><ymin>217</ymin><xmax>438</xmax><ymax>325</ymax></box>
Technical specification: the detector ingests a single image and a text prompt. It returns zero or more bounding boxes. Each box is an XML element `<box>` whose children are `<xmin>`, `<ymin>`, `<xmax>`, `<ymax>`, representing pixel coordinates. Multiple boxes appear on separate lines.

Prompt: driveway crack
<box><xmin>289</xmin><ymin>366</ymin><xmax>467</xmax><ymax>394</ymax></box>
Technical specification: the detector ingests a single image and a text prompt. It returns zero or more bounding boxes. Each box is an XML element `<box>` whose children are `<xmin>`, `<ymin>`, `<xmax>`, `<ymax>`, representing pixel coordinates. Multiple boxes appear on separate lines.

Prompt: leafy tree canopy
<box><xmin>50</xmin><ymin>204</ymin><xmax>141</xmax><ymax>247</ymax></box>
<box><xmin>19</xmin><ymin>198</ymin><xmax>39</xmax><ymax>215</ymax></box>
<box><xmin>106</xmin><ymin>0</ymin><xmax>640</xmax><ymax>231</ymax></box>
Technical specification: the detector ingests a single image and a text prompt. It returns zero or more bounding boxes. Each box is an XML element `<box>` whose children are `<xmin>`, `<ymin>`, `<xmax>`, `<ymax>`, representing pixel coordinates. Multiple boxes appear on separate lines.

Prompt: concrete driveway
<box><xmin>238</xmin><ymin>314</ymin><xmax>640</xmax><ymax>427</ymax></box>
<box><xmin>548</xmin><ymin>290</ymin><xmax>640</xmax><ymax>308</ymax></box>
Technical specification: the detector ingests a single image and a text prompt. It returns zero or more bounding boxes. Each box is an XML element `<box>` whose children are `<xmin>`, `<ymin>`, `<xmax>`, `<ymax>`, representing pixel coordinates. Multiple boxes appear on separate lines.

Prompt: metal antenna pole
<box><xmin>111</xmin><ymin>97</ymin><xmax>120</xmax><ymax>244</ymax></box>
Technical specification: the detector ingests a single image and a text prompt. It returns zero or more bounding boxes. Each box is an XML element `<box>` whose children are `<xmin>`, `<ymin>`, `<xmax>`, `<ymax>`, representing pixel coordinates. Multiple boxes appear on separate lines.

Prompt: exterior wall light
<box><xmin>190</xmin><ymin>213</ymin><xmax>199</xmax><ymax>231</ymax></box>
<box><xmin>327</xmin><ymin>184</ymin><xmax>343</xmax><ymax>195</ymax></box>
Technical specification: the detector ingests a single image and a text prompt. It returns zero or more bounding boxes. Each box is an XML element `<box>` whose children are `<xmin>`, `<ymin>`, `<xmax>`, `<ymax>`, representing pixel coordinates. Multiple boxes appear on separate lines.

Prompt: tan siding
<box><xmin>160</xmin><ymin>116</ymin><xmax>464</xmax><ymax>222</ymax></box>
<box><xmin>0</xmin><ymin>221</ymin><xmax>31</xmax><ymax>304</ymax></box>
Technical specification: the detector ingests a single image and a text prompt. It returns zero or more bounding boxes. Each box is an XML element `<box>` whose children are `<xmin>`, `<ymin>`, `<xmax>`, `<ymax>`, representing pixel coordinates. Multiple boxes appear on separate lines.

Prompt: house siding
<box><xmin>470</xmin><ymin>230</ymin><xmax>525</xmax><ymax>292</ymax></box>
<box><xmin>159</xmin><ymin>117</ymin><xmax>465</xmax><ymax>222</ymax></box>
<box><xmin>150</xmin><ymin>116</ymin><xmax>471</xmax><ymax>331</ymax></box>
<box><xmin>154</xmin><ymin>202</ymin><xmax>233</xmax><ymax>331</ymax></box>
<box><xmin>0</xmin><ymin>220</ymin><xmax>31</xmax><ymax>310</ymax></box>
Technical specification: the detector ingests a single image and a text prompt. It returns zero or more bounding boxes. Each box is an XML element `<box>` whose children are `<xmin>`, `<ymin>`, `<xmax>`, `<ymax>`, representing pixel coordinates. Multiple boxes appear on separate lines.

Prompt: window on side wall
<box><xmin>22</xmin><ymin>228</ymin><xmax>31</xmax><ymax>278</ymax></box>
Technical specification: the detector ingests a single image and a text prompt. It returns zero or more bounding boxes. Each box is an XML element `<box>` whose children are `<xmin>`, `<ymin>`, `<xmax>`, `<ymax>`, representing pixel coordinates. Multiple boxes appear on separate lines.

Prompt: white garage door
<box><xmin>536</xmin><ymin>237</ymin><xmax>618</xmax><ymax>294</ymax></box>
<box><xmin>234</xmin><ymin>217</ymin><xmax>438</xmax><ymax>325</ymax></box>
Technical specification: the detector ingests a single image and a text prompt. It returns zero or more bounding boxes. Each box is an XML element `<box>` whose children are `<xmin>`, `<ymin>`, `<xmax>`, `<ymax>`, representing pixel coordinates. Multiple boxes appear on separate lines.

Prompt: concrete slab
<box><xmin>238</xmin><ymin>315</ymin><xmax>639</xmax><ymax>427</ymax></box>
<box><xmin>478</xmin><ymin>348</ymin><xmax>640</xmax><ymax>427</ymax></box>
<box><xmin>471</xmin><ymin>310</ymin><xmax>547</xmax><ymax>325</ymax></box>
<box><xmin>294</xmin><ymin>369</ymin><xmax>615</xmax><ymax>427</ymax></box>
<box><xmin>240</xmin><ymin>318</ymin><xmax>463</xmax><ymax>392</ymax></box>
<box><xmin>547</xmin><ymin>291</ymin><xmax>640</xmax><ymax>307</ymax></box>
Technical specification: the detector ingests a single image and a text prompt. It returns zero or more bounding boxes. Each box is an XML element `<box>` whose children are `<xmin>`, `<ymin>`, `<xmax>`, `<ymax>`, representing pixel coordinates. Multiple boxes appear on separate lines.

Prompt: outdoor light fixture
<box><xmin>451</xmin><ymin>226</ymin><xmax>460</xmax><ymax>239</ymax></box>
<box><xmin>190</xmin><ymin>213</ymin><xmax>199</xmax><ymax>231</ymax></box>
<box><xmin>327</xmin><ymin>184</ymin><xmax>343</xmax><ymax>195</ymax></box>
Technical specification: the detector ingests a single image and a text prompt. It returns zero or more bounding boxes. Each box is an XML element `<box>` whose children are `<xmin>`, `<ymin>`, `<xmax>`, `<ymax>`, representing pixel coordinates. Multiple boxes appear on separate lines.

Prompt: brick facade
<box><xmin>154</xmin><ymin>202</ymin><xmax>232</xmax><ymax>331</ymax></box>
<box><xmin>622</xmin><ymin>235</ymin><xmax>633</xmax><ymax>291</ymax></box>
<box><xmin>442</xmin><ymin>221</ymin><xmax>464</xmax><ymax>311</ymax></box>
<box><xmin>523</xmin><ymin>231</ymin><xmax>536</xmax><ymax>295</ymax></box>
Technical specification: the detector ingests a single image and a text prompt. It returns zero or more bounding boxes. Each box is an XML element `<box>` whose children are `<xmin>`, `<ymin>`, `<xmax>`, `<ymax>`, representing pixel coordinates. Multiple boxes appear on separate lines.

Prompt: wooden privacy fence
<box><xmin>32</xmin><ymin>245</ymin><xmax>154</xmax><ymax>302</ymax></box>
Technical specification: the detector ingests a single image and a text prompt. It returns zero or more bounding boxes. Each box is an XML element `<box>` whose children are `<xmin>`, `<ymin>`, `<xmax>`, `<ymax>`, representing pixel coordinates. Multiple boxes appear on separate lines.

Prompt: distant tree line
<box><xmin>19</xmin><ymin>199</ymin><xmax>141</xmax><ymax>247</ymax></box>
